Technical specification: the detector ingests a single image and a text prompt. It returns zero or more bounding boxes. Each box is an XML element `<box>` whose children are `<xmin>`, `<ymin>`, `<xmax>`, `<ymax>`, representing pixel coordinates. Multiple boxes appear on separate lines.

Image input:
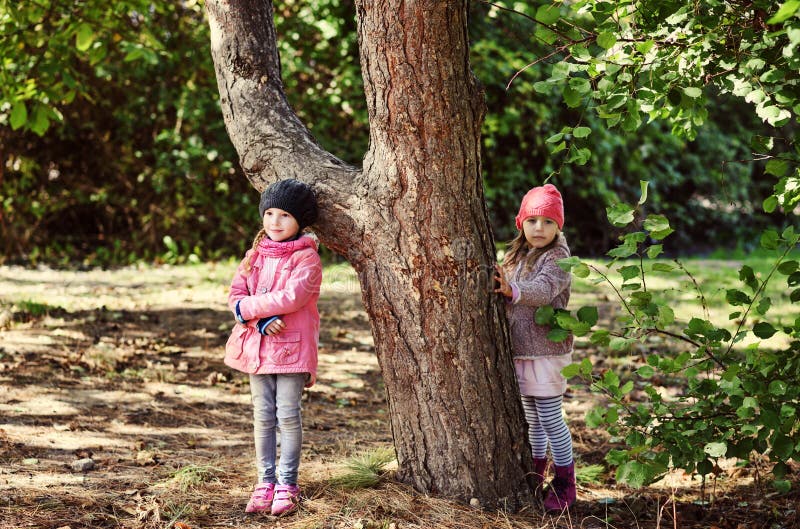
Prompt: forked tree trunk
<box><xmin>206</xmin><ymin>0</ymin><xmax>533</xmax><ymax>509</ymax></box>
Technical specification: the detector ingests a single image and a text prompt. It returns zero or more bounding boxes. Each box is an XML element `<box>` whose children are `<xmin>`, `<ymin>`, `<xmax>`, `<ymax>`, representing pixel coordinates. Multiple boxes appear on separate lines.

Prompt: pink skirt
<box><xmin>514</xmin><ymin>355</ymin><xmax>571</xmax><ymax>397</ymax></box>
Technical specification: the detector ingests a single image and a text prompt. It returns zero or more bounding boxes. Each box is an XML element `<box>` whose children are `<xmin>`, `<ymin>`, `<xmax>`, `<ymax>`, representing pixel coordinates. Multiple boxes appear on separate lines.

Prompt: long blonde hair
<box><xmin>244</xmin><ymin>228</ymin><xmax>268</xmax><ymax>275</ymax></box>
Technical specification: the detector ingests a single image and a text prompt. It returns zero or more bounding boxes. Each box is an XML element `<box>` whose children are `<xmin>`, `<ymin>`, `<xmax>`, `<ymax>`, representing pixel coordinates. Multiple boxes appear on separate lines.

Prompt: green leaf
<box><xmin>586</xmin><ymin>407</ymin><xmax>604</xmax><ymax>428</ymax></box>
<box><xmin>573</xmin><ymin>126</ymin><xmax>591</xmax><ymax>138</ymax></box>
<box><xmin>638</xmin><ymin>180</ymin><xmax>649</xmax><ymax>205</ymax></box>
<box><xmin>618</xmin><ymin>265</ymin><xmax>640</xmax><ymax>281</ymax></box>
<box><xmin>704</xmin><ymin>442</ymin><xmax>727</xmax><ymax>458</ymax></box>
<box><xmin>563</xmin><ymin>85</ymin><xmax>585</xmax><ymax>108</ymax></box>
<box><xmin>616</xmin><ymin>460</ymin><xmax>665</xmax><ymax>488</ymax></box>
<box><xmin>652</xmin><ymin>263</ymin><xmax>674</xmax><ymax>272</ymax></box>
<box><xmin>535</xmin><ymin>4</ymin><xmax>561</xmax><ymax>25</ymax></box>
<box><xmin>766</xmin><ymin>0</ymin><xmax>800</xmax><ymax>24</ymax></box>
<box><xmin>75</xmin><ymin>23</ymin><xmax>94</xmax><ymax>52</ymax></box>
<box><xmin>535</xmin><ymin>305</ymin><xmax>555</xmax><ymax>325</ymax></box>
<box><xmin>753</xmin><ymin>322</ymin><xmax>777</xmax><ymax>339</ymax></box>
<box><xmin>569</xmin><ymin>77</ymin><xmax>591</xmax><ymax>95</ymax></box>
<box><xmin>566</xmin><ymin>147</ymin><xmax>591</xmax><ymax>165</ymax></box>
<box><xmin>573</xmin><ymin>262</ymin><xmax>590</xmax><ymax>278</ymax></box>
<box><xmin>647</xmin><ymin>245</ymin><xmax>663</xmax><ymax>259</ymax></box>
<box><xmin>750</xmin><ymin>134</ymin><xmax>774</xmax><ymax>152</ymax></box>
<box><xmin>606</xmin><ymin>203</ymin><xmax>635</xmax><ymax>227</ymax></box>
<box><xmin>603</xmin><ymin>370</ymin><xmax>620</xmax><ymax>387</ymax></box>
<box><xmin>757</xmin><ymin>104</ymin><xmax>791</xmax><ymax>126</ymax></box>
<box><xmin>766</xmin><ymin>159</ymin><xmax>790</xmax><ymax>177</ymax></box>
<box><xmin>29</xmin><ymin>104</ymin><xmax>50</xmax><ymax>136</ymax></box>
<box><xmin>533</xmin><ymin>81</ymin><xmax>554</xmax><ymax>94</ymax></box>
<box><xmin>609</xmin><ymin>337</ymin><xmax>632</xmax><ymax>351</ymax></box>
<box><xmin>769</xmin><ymin>380</ymin><xmax>788</xmax><ymax>395</ymax></box>
<box><xmin>658</xmin><ymin>305</ymin><xmax>675</xmax><ymax>326</ymax></box>
<box><xmin>745</xmin><ymin>89</ymin><xmax>767</xmax><ymax>105</ymax></box>
<box><xmin>635</xmin><ymin>40</ymin><xmax>655</xmax><ymax>55</ymax></box>
<box><xmin>772</xmin><ymin>434</ymin><xmax>794</xmax><ymax>459</ymax></box>
<box><xmin>643</xmin><ymin>214</ymin><xmax>673</xmax><ymax>239</ymax></box>
<box><xmin>9</xmin><ymin>102</ymin><xmax>28</xmax><ymax>130</ymax></box>
<box><xmin>637</xmin><ymin>365</ymin><xmax>654</xmax><ymax>378</ymax></box>
<box><xmin>577</xmin><ymin>306</ymin><xmax>599</xmax><ymax>326</ymax></box>
<box><xmin>761</xmin><ymin>230</ymin><xmax>779</xmax><ymax>250</ymax></box>
<box><xmin>778</xmin><ymin>260</ymin><xmax>798</xmax><ymax>275</ymax></box>
<box><xmin>756</xmin><ymin>297</ymin><xmax>771</xmax><ymax>315</ymax></box>
<box><xmin>546</xmin><ymin>133</ymin><xmax>565</xmax><ymax>144</ymax></box>
<box><xmin>597</xmin><ymin>32</ymin><xmax>617</xmax><ymax>49</ymax></box>
<box><xmin>590</xmin><ymin>330</ymin><xmax>610</xmax><ymax>346</ymax></box>
<box><xmin>763</xmin><ymin>195</ymin><xmax>779</xmax><ymax>213</ymax></box>
<box><xmin>562</xmin><ymin>363</ymin><xmax>581</xmax><ymax>378</ymax></box>
<box><xmin>547</xmin><ymin>328</ymin><xmax>571</xmax><ymax>342</ymax></box>
<box><xmin>773</xmin><ymin>480</ymin><xmax>792</xmax><ymax>493</ymax></box>
<box><xmin>739</xmin><ymin>265</ymin><xmax>759</xmax><ymax>292</ymax></box>
<box><xmin>580</xmin><ymin>357</ymin><xmax>593</xmax><ymax>375</ymax></box>
<box><xmin>726</xmin><ymin>289</ymin><xmax>752</xmax><ymax>306</ymax></box>
<box><xmin>557</xmin><ymin>257</ymin><xmax>581</xmax><ymax>272</ymax></box>
<box><xmin>607</xmin><ymin>239</ymin><xmax>638</xmax><ymax>258</ymax></box>
<box><xmin>683</xmin><ymin>86</ymin><xmax>702</xmax><ymax>99</ymax></box>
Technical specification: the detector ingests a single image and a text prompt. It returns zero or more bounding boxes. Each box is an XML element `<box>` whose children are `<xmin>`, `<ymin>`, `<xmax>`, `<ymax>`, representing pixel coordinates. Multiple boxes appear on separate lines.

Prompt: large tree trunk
<box><xmin>206</xmin><ymin>0</ymin><xmax>533</xmax><ymax>509</ymax></box>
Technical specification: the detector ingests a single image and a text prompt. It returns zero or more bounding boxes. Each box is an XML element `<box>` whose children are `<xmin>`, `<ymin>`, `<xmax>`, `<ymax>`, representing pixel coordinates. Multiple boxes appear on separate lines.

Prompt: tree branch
<box><xmin>205</xmin><ymin>0</ymin><xmax>365</xmax><ymax>257</ymax></box>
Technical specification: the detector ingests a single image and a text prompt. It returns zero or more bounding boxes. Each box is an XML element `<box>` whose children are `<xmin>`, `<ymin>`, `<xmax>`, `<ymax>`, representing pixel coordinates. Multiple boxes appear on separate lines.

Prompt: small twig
<box><xmin>725</xmin><ymin>243</ymin><xmax>794</xmax><ymax>357</ymax></box>
<box><xmin>506</xmin><ymin>48</ymin><xmax>572</xmax><ymax>90</ymax></box>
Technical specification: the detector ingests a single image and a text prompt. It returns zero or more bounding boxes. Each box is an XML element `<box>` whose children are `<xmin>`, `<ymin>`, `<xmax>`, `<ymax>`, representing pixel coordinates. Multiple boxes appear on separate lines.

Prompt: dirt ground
<box><xmin>0</xmin><ymin>264</ymin><xmax>798</xmax><ymax>529</ymax></box>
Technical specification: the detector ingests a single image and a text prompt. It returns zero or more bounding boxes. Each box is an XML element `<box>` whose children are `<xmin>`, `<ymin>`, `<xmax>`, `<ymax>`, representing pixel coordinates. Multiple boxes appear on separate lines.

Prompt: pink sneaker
<box><xmin>270</xmin><ymin>484</ymin><xmax>301</xmax><ymax>516</ymax></box>
<box><xmin>245</xmin><ymin>482</ymin><xmax>275</xmax><ymax>513</ymax></box>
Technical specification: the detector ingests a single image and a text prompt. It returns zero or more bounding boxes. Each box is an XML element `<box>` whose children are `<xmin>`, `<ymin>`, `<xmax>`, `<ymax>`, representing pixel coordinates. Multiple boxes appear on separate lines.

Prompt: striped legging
<box><xmin>521</xmin><ymin>394</ymin><xmax>574</xmax><ymax>467</ymax></box>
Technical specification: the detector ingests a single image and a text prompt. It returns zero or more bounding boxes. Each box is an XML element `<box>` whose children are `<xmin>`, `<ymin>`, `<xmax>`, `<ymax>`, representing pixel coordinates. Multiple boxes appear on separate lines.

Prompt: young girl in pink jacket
<box><xmin>225</xmin><ymin>179</ymin><xmax>321</xmax><ymax>516</ymax></box>
<box><xmin>494</xmin><ymin>184</ymin><xmax>576</xmax><ymax>512</ymax></box>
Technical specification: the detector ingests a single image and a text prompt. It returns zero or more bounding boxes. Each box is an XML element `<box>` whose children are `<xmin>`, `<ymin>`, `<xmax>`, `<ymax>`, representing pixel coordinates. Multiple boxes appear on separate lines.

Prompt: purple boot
<box><xmin>543</xmin><ymin>463</ymin><xmax>576</xmax><ymax>512</ymax></box>
<box><xmin>532</xmin><ymin>458</ymin><xmax>548</xmax><ymax>497</ymax></box>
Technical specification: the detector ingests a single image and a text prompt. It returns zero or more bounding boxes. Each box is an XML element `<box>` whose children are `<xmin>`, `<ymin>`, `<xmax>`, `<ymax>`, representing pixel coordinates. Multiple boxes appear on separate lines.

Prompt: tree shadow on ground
<box><xmin>1</xmin><ymin>283</ymin><xmax>798</xmax><ymax>529</ymax></box>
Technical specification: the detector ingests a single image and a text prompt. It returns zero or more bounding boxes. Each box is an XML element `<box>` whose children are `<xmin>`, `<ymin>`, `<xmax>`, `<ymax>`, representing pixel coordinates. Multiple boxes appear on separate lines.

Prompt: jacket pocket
<box><xmin>262</xmin><ymin>330</ymin><xmax>301</xmax><ymax>365</ymax></box>
<box><xmin>225</xmin><ymin>323</ymin><xmax>250</xmax><ymax>360</ymax></box>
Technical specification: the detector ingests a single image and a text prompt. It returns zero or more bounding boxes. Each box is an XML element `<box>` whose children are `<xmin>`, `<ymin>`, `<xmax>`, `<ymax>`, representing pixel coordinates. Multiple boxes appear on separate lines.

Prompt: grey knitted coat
<box><xmin>506</xmin><ymin>233</ymin><xmax>573</xmax><ymax>359</ymax></box>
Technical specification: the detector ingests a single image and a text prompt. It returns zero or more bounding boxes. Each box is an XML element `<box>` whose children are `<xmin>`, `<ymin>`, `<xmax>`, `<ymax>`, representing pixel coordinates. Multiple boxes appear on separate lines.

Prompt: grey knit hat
<box><xmin>258</xmin><ymin>179</ymin><xmax>319</xmax><ymax>230</ymax></box>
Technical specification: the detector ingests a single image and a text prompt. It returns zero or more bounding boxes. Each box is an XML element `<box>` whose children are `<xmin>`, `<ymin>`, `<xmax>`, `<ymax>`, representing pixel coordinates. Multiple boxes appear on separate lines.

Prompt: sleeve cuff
<box><xmin>510</xmin><ymin>283</ymin><xmax>520</xmax><ymax>304</ymax></box>
<box><xmin>257</xmin><ymin>315</ymin><xmax>281</xmax><ymax>335</ymax></box>
<box><xmin>235</xmin><ymin>299</ymin><xmax>247</xmax><ymax>324</ymax></box>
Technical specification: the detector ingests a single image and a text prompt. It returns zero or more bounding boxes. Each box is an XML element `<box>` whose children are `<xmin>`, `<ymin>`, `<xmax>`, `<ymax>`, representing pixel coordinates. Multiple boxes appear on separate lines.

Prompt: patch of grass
<box><xmin>15</xmin><ymin>299</ymin><xmax>62</xmax><ymax>319</ymax></box>
<box><xmin>329</xmin><ymin>447</ymin><xmax>396</xmax><ymax>490</ymax></box>
<box><xmin>576</xmin><ymin>463</ymin><xmax>605</xmax><ymax>485</ymax></box>
<box><xmin>164</xmin><ymin>464</ymin><xmax>222</xmax><ymax>492</ymax></box>
<box><xmin>162</xmin><ymin>500</ymin><xmax>192</xmax><ymax>528</ymax></box>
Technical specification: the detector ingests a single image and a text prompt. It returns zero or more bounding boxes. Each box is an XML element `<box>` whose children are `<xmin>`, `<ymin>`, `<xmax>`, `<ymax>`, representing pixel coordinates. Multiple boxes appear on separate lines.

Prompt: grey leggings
<box><xmin>249</xmin><ymin>373</ymin><xmax>307</xmax><ymax>485</ymax></box>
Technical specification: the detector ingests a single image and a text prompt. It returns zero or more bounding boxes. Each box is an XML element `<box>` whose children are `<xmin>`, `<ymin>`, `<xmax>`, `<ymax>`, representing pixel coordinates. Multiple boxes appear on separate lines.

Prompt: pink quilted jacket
<box><xmin>224</xmin><ymin>235</ymin><xmax>322</xmax><ymax>385</ymax></box>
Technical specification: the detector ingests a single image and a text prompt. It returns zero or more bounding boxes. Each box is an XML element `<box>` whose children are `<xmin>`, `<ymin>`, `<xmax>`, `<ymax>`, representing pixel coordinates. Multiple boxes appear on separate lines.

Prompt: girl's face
<box><xmin>263</xmin><ymin>208</ymin><xmax>300</xmax><ymax>242</ymax></box>
<box><xmin>522</xmin><ymin>215</ymin><xmax>559</xmax><ymax>249</ymax></box>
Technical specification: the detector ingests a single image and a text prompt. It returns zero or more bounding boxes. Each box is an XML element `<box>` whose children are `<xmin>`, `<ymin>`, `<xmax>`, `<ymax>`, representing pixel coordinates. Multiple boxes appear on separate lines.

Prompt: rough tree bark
<box><xmin>206</xmin><ymin>0</ymin><xmax>534</xmax><ymax>509</ymax></box>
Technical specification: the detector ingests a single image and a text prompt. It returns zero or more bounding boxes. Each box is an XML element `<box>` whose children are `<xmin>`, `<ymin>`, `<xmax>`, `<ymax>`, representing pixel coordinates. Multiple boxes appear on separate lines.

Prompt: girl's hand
<box><xmin>494</xmin><ymin>264</ymin><xmax>512</xmax><ymax>298</ymax></box>
<box><xmin>263</xmin><ymin>318</ymin><xmax>285</xmax><ymax>336</ymax></box>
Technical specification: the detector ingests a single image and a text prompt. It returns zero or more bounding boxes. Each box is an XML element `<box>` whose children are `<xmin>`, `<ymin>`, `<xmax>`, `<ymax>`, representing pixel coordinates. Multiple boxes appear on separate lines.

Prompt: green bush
<box><xmin>557</xmin><ymin>183</ymin><xmax>800</xmax><ymax>491</ymax></box>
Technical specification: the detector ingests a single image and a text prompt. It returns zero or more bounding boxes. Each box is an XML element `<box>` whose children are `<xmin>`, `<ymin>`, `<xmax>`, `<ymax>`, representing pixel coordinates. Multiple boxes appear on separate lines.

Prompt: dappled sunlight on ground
<box><xmin>1</xmin><ymin>263</ymin><xmax>798</xmax><ymax>529</ymax></box>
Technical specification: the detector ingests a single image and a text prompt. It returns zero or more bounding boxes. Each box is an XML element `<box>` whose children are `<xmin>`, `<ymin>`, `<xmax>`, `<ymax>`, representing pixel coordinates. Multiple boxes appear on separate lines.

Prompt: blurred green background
<box><xmin>0</xmin><ymin>0</ymin><xmax>787</xmax><ymax>266</ymax></box>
